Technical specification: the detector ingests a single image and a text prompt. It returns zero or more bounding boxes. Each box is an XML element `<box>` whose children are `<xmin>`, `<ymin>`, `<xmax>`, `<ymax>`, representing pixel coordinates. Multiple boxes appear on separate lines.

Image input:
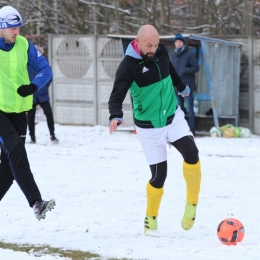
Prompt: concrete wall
<box><xmin>49</xmin><ymin>35</ymin><xmax>134</xmax><ymax>127</ymax></box>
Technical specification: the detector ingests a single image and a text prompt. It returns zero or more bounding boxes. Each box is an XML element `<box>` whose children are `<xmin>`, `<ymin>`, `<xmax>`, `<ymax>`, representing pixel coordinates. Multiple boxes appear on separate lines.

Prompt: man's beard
<box><xmin>140</xmin><ymin>51</ymin><xmax>155</xmax><ymax>62</ymax></box>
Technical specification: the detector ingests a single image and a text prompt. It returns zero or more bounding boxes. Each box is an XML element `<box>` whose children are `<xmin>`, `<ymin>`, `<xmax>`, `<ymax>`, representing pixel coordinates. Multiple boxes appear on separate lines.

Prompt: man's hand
<box><xmin>178</xmin><ymin>85</ymin><xmax>190</xmax><ymax>97</ymax></box>
<box><xmin>17</xmin><ymin>83</ymin><xmax>37</xmax><ymax>97</ymax></box>
<box><xmin>109</xmin><ymin>119</ymin><xmax>126</xmax><ymax>134</ymax></box>
<box><xmin>179</xmin><ymin>93</ymin><xmax>190</xmax><ymax>97</ymax></box>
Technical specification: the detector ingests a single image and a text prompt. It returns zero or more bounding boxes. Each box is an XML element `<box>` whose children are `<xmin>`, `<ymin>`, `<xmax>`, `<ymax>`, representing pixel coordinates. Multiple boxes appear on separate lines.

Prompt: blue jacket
<box><xmin>171</xmin><ymin>44</ymin><xmax>199</xmax><ymax>92</ymax></box>
<box><xmin>28</xmin><ymin>66</ymin><xmax>52</xmax><ymax>104</ymax></box>
<box><xmin>0</xmin><ymin>37</ymin><xmax>52</xmax><ymax>91</ymax></box>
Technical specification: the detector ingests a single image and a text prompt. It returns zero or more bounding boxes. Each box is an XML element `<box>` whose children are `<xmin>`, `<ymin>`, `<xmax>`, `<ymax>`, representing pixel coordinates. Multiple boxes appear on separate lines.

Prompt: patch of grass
<box><xmin>0</xmin><ymin>241</ymin><xmax>138</xmax><ymax>260</ymax></box>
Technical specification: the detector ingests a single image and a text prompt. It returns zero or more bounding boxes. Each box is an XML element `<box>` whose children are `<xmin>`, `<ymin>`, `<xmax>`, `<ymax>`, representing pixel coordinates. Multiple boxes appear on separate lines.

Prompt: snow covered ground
<box><xmin>1</xmin><ymin>122</ymin><xmax>260</xmax><ymax>260</ymax></box>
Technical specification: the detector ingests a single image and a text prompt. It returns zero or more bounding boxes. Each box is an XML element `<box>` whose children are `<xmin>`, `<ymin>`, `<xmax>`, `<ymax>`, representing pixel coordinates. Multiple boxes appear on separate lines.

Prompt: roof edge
<box><xmin>107</xmin><ymin>33</ymin><xmax>244</xmax><ymax>47</ymax></box>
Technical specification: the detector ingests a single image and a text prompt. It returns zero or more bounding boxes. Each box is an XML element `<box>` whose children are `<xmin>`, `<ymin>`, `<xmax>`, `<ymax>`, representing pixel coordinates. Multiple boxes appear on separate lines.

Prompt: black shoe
<box><xmin>205</xmin><ymin>108</ymin><xmax>213</xmax><ymax>116</ymax></box>
<box><xmin>33</xmin><ymin>199</ymin><xmax>56</xmax><ymax>220</ymax></box>
<box><xmin>50</xmin><ymin>135</ymin><xmax>59</xmax><ymax>143</ymax></box>
<box><xmin>30</xmin><ymin>136</ymin><xmax>36</xmax><ymax>144</ymax></box>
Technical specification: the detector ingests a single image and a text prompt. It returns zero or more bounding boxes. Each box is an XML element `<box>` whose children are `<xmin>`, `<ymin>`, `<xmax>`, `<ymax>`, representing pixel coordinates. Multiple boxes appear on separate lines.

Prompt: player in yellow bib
<box><xmin>0</xmin><ymin>6</ymin><xmax>55</xmax><ymax>220</ymax></box>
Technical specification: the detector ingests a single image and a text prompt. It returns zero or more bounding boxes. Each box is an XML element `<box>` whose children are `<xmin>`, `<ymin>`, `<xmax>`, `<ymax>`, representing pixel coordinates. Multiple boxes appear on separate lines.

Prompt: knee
<box><xmin>9</xmin><ymin>143</ymin><xmax>30</xmax><ymax>177</ymax></box>
<box><xmin>183</xmin><ymin>146</ymin><xmax>199</xmax><ymax>164</ymax></box>
<box><xmin>0</xmin><ymin>137</ymin><xmax>23</xmax><ymax>155</ymax></box>
<box><xmin>149</xmin><ymin>161</ymin><xmax>167</xmax><ymax>188</ymax></box>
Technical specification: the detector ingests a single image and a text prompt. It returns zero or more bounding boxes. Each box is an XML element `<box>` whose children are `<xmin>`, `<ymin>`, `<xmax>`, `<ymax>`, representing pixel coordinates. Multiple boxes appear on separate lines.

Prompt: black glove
<box><xmin>17</xmin><ymin>83</ymin><xmax>37</xmax><ymax>97</ymax></box>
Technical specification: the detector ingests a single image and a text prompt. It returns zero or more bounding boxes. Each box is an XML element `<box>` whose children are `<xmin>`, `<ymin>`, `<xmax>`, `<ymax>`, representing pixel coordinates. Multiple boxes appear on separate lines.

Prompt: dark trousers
<box><xmin>0</xmin><ymin>111</ymin><xmax>41</xmax><ymax>207</ymax></box>
<box><xmin>28</xmin><ymin>102</ymin><xmax>55</xmax><ymax>137</ymax></box>
<box><xmin>177</xmin><ymin>93</ymin><xmax>195</xmax><ymax>133</ymax></box>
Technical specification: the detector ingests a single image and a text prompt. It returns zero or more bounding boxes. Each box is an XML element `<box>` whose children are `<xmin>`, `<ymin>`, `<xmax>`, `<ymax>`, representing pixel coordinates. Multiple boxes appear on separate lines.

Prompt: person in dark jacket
<box><xmin>171</xmin><ymin>34</ymin><xmax>199</xmax><ymax>134</ymax></box>
<box><xmin>27</xmin><ymin>45</ymin><xmax>59</xmax><ymax>144</ymax></box>
<box><xmin>108</xmin><ymin>25</ymin><xmax>202</xmax><ymax>235</ymax></box>
<box><xmin>0</xmin><ymin>6</ymin><xmax>55</xmax><ymax>220</ymax></box>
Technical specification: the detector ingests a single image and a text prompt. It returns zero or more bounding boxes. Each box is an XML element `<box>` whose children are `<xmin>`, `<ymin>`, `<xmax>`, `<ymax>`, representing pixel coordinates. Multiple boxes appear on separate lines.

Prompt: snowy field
<box><xmin>1</xmin><ymin>122</ymin><xmax>260</xmax><ymax>260</ymax></box>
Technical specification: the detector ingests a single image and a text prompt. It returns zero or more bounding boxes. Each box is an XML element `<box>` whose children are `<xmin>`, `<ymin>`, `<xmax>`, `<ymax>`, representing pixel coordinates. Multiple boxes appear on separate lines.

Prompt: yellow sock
<box><xmin>183</xmin><ymin>160</ymin><xmax>201</xmax><ymax>205</ymax></box>
<box><xmin>146</xmin><ymin>182</ymin><xmax>164</xmax><ymax>217</ymax></box>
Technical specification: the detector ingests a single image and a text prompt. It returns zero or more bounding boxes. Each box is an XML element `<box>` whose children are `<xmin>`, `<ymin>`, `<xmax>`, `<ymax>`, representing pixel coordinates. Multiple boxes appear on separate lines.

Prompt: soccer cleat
<box><xmin>50</xmin><ymin>135</ymin><xmax>59</xmax><ymax>143</ymax></box>
<box><xmin>144</xmin><ymin>215</ymin><xmax>157</xmax><ymax>234</ymax></box>
<box><xmin>33</xmin><ymin>199</ymin><xmax>56</xmax><ymax>220</ymax></box>
<box><xmin>181</xmin><ymin>202</ymin><xmax>197</xmax><ymax>230</ymax></box>
<box><xmin>30</xmin><ymin>136</ymin><xmax>36</xmax><ymax>144</ymax></box>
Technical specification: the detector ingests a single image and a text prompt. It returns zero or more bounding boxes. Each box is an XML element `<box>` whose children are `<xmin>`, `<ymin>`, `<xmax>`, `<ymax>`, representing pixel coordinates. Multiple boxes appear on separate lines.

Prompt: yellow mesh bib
<box><xmin>0</xmin><ymin>35</ymin><xmax>32</xmax><ymax>113</ymax></box>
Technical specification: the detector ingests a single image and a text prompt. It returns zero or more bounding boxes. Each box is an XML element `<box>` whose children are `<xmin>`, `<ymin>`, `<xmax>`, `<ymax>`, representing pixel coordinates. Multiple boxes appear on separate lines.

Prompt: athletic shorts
<box><xmin>135</xmin><ymin>106</ymin><xmax>193</xmax><ymax>165</ymax></box>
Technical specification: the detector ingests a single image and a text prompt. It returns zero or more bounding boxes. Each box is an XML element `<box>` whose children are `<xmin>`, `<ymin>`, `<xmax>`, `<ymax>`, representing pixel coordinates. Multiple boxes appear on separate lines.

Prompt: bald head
<box><xmin>136</xmin><ymin>25</ymin><xmax>159</xmax><ymax>62</ymax></box>
<box><xmin>137</xmin><ymin>25</ymin><xmax>159</xmax><ymax>40</ymax></box>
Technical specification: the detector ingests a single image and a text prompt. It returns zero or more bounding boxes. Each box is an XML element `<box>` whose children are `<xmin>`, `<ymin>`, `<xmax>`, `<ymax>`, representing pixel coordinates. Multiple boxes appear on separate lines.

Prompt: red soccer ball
<box><xmin>217</xmin><ymin>218</ymin><xmax>245</xmax><ymax>246</ymax></box>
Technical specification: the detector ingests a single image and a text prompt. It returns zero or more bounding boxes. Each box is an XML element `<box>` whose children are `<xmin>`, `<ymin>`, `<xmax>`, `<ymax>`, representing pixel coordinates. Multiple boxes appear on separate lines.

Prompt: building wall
<box><xmin>48</xmin><ymin>35</ymin><xmax>134</xmax><ymax>128</ymax></box>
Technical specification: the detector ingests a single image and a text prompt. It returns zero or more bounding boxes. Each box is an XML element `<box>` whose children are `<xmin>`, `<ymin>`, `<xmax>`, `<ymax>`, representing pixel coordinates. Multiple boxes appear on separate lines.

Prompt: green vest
<box><xmin>130</xmin><ymin>75</ymin><xmax>178</xmax><ymax>128</ymax></box>
<box><xmin>0</xmin><ymin>35</ymin><xmax>32</xmax><ymax>113</ymax></box>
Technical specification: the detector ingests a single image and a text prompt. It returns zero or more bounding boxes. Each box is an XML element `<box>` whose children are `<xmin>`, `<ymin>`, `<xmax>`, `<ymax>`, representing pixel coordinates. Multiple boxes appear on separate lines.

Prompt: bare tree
<box><xmin>0</xmin><ymin>0</ymin><xmax>259</xmax><ymax>36</ymax></box>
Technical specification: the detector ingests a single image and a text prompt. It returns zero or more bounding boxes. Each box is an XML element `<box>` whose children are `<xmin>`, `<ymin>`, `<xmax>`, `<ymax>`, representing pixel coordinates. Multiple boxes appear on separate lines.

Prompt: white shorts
<box><xmin>135</xmin><ymin>106</ymin><xmax>193</xmax><ymax>165</ymax></box>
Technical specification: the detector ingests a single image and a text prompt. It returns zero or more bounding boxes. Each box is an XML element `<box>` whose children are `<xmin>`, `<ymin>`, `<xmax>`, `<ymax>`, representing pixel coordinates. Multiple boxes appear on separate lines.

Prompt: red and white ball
<box><xmin>217</xmin><ymin>218</ymin><xmax>245</xmax><ymax>246</ymax></box>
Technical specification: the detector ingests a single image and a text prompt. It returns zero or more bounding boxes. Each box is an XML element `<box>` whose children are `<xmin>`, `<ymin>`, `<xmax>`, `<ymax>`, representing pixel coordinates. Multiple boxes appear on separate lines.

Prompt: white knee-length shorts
<box><xmin>135</xmin><ymin>106</ymin><xmax>193</xmax><ymax>165</ymax></box>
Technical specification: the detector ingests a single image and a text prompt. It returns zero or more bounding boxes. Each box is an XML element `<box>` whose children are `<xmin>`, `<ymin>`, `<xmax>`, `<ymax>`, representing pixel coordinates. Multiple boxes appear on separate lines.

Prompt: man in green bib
<box><xmin>0</xmin><ymin>6</ymin><xmax>55</xmax><ymax>220</ymax></box>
